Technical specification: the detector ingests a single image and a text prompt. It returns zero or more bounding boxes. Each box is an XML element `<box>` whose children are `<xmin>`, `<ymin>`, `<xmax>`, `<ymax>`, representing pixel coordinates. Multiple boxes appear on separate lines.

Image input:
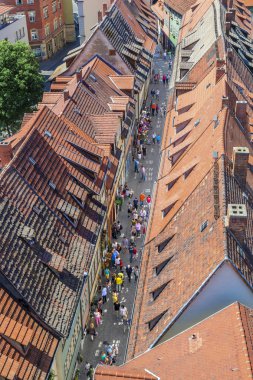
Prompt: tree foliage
<box><xmin>0</xmin><ymin>40</ymin><xmax>44</xmax><ymax>136</ymax></box>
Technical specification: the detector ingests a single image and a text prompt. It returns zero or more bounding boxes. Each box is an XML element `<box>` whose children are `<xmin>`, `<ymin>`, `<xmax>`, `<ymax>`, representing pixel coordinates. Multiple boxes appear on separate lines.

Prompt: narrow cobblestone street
<box><xmin>79</xmin><ymin>51</ymin><xmax>172</xmax><ymax>378</ymax></box>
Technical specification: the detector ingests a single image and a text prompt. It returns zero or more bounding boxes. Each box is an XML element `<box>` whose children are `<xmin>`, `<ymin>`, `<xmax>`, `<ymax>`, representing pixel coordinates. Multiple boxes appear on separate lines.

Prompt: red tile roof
<box><xmin>97</xmin><ymin>303</ymin><xmax>253</xmax><ymax>379</ymax></box>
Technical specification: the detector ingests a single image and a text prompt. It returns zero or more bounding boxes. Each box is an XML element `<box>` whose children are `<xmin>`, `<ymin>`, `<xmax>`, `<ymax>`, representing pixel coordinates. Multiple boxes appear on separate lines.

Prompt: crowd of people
<box><xmin>83</xmin><ymin>47</ymin><xmax>172</xmax><ymax>379</ymax></box>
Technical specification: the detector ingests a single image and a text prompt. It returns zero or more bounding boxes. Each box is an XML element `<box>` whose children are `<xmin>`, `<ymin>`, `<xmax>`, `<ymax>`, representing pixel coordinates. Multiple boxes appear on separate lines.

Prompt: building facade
<box><xmin>0</xmin><ymin>4</ymin><xmax>28</xmax><ymax>43</ymax></box>
<box><xmin>4</xmin><ymin>0</ymin><xmax>67</xmax><ymax>59</ymax></box>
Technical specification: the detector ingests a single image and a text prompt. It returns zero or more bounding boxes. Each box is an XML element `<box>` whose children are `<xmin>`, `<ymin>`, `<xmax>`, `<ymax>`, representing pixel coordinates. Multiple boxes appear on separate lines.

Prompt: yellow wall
<box><xmin>62</xmin><ymin>0</ymin><xmax>76</xmax><ymax>41</ymax></box>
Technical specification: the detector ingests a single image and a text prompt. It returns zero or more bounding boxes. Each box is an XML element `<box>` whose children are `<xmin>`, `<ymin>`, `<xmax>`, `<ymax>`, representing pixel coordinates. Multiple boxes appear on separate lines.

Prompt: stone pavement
<box><xmin>78</xmin><ymin>51</ymin><xmax>172</xmax><ymax>379</ymax></box>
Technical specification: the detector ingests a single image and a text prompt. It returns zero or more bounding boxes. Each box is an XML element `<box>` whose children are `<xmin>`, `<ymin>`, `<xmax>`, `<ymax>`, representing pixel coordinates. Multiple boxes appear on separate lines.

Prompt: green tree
<box><xmin>0</xmin><ymin>40</ymin><xmax>44</xmax><ymax>136</ymax></box>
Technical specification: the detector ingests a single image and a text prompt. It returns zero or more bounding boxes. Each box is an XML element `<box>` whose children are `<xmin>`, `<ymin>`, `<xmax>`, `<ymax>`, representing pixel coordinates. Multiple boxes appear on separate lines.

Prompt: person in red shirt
<box><xmin>147</xmin><ymin>195</ymin><xmax>151</xmax><ymax>208</ymax></box>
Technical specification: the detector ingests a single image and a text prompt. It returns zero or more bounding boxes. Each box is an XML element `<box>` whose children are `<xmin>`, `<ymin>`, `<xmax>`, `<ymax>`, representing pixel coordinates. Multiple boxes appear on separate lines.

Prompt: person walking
<box><xmin>112</xmin><ymin>291</ymin><xmax>118</xmax><ymax>304</ymax></box>
<box><xmin>88</xmin><ymin>322</ymin><xmax>97</xmax><ymax>341</ymax></box>
<box><xmin>133</xmin><ymin>197</ymin><xmax>138</xmax><ymax>210</ymax></box>
<box><xmin>156</xmin><ymin>103</ymin><xmax>159</xmax><ymax>116</ymax></box>
<box><xmin>104</xmin><ymin>267</ymin><xmax>110</xmax><ymax>281</ymax></box>
<box><xmin>129</xmin><ymin>245</ymin><xmax>134</xmax><ymax>263</ymax></box>
<box><xmin>133</xmin><ymin>265</ymin><xmax>139</xmax><ymax>282</ymax></box>
<box><xmin>122</xmin><ymin>236</ymin><xmax>129</xmax><ymax>253</ymax></box>
<box><xmin>114</xmin><ymin>299</ymin><xmax>120</xmax><ymax>319</ymax></box>
<box><xmin>87</xmin><ymin>365</ymin><xmax>94</xmax><ymax>380</ymax></box>
<box><xmin>162</xmin><ymin>74</ymin><xmax>166</xmax><ymax>85</ymax></box>
<box><xmin>134</xmin><ymin>158</ymin><xmax>139</xmax><ymax>173</ymax></box>
<box><xmin>140</xmin><ymin>165</ymin><xmax>146</xmax><ymax>181</ymax></box>
<box><xmin>102</xmin><ymin>286</ymin><xmax>107</xmax><ymax>303</ymax></box>
<box><xmin>156</xmin><ymin>89</ymin><xmax>160</xmax><ymax>100</ymax></box>
<box><xmin>142</xmin><ymin>145</ymin><xmax>147</xmax><ymax>158</ymax></box>
<box><xmin>166</xmin><ymin>73</ymin><xmax>169</xmax><ymax>85</ymax></box>
<box><xmin>120</xmin><ymin>305</ymin><xmax>129</xmax><ymax>333</ymax></box>
<box><xmin>126</xmin><ymin>265</ymin><xmax>133</xmax><ymax>282</ymax></box>
<box><xmin>115</xmin><ymin>275</ymin><xmax>122</xmax><ymax>292</ymax></box>
<box><xmin>147</xmin><ymin>195</ymin><xmax>151</xmax><ymax>208</ymax></box>
<box><xmin>163</xmin><ymin>51</ymin><xmax>167</xmax><ymax>60</ymax></box>
<box><xmin>137</xmin><ymin>150</ymin><xmax>142</xmax><ymax>161</ymax></box>
<box><xmin>115</xmin><ymin>255</ymin><xmax>121</xmax><ymax>270</ymax></box>
<box><xmin>139</xmin><ymin>192</ymin><xmax>145</xmax><ymax>206</ymax></box>
<box><xmin>151</xmin><ymin>102</ymin><xmax>156</xmax><ymax>116</ymax></box>
<box><xmin>94</xmin><ymin>308</ymin><xmax>102</xmax><ymax>326</ymax></box>
<box><xmin>156</xmin><ymin>134</ymin><xmax>161</xmax><ymax>144</ymax></box>
<box><xmin>136</xmin><ymin>221</ymin><xmax>141</xmax><ymax>237</ymax></box>
<box><xmin>152</xmin><ymin>132</ymin><xmax>156</xmax><ymax>144</ymax></box>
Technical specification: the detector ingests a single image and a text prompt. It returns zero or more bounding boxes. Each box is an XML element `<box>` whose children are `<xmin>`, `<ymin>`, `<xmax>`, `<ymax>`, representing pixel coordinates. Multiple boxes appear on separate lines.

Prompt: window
<box><xmin>158</xmin><ymin>235</ymin><xmax>175</xmax><ymax>253</ymax></box>
<box><xmin>52</xmin><ymin>1</ymin><xmax>57</xmax><ymax>12</ymax></box>
<box><xmin>16</xmin><ymin>0</ymin><xmax>23</xmax><ymax>4</ymax></box>
<box><xmin>31</xmin><ymin>29</ymin><xmax>38</xmax><ymax>40</ymax></box>
<box><xmin>200</xmin><ymin>220</ymin><xmax>208</xmax><ymax>232</ymax></box>
<box><xmin>29</xmin><ymin>157</ymin><xmax>36</xmax><ymax>165</ymax></box>
<box><xmin>45</xmin><ymin>24</ymin><xmax>50</xmax><ymax>36</ymax></box>
<box><xmin>152</xmin><ymin>282</ymin><xmax>170</xmax><ymax>301</ymax></box>
<box><xmin>58</xmin><ymin>0</ymin><xmax>61</xmax><ymax>9</ymax></box>
<box><xmin>33</xmin><ymin>47</ymin><xmax>42</xmax><ymax>57</ymax></box>
<box><xmin>155</xmin><ymin>256</ymin><xmax>174</xmax><ymax>275</ymax></box>
<box><xmin>184</xmin><ymin>166</ymin><xmax>195</xmax><ymax>179</ymax></box>
<box><xmin>148</xmin><ymin>310</ymin><xmax>167</xmax><ymax>331</ymax></box>
<box><xmin>167</xmin><ymin>178</ymin><xmax>178</xmax><ymax>191</ymax></box>
<box><xmin>48</xmin><ymin>181</ymin><xmax>56</xmax><ymax>190</ymax></box>
<box><xmin>43</xmin><ymin>7</ymin><xmax>49</xmax><ymax>19</ymax></box>
<box><xmin>162</xmin><ymin>201</ymin><xmax>177</xmax><ymax>218</ymax></box>
<box><xmin>27</xmin><ymin>0</ymin><xmax>34</xmax><ymax>3</ymax></box>
<box><xmin>59</xmin><ymin>16</ymin><xmax>62</xmax><ymax>26</ymax></box>
<box><xmin>28</xmin><ymin>11</ymin><xmax>35</xmax><ymax>22</ymax></box>
<box><xmin>54</xmin><ymin>18</ymin><xmax>58</xmax><ymax>30</ymax></box>
<box><xmin>44</xmin><ymin>130</ymin><xmax>52</xmax><ymax>138</ymax></box>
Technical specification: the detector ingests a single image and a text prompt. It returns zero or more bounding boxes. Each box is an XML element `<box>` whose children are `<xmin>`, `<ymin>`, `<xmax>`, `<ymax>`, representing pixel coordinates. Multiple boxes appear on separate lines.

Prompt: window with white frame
<box><xmin>43</xmin><ymin>6</ymin><xmax>48</xmax><ymax>19</ymax></box>
<box><xmin>59</xmin><ymin>16</ymin><xmax>62</xmax><ymax>26</ymax></box>
<box><xmin>27</xmin><ymin>0</ymin><xmax>34</xmax><ymax>4</ymax></box>
<box><xmin>28</xmin><ymin>11</ymin><xmax>35</xmax><ymax>22</ymax></box>
<box><xmin>53</xmin><ymin>18</ymin><xmax>58</xmax><ymax>30</ymax></box>
<box><xmin>52</xmin><ymin>1</ymin><xmax>57</xmax><ymax>13</ymax></box>
<box><xmin>31</xmin><ymin>29</ymin><xmax>38</xmax><ymax>40</ymax></box>
<box><xmin>45</xmin><ymin>24</ymin><xmax>50</xmax><ymax>36</ymax></box>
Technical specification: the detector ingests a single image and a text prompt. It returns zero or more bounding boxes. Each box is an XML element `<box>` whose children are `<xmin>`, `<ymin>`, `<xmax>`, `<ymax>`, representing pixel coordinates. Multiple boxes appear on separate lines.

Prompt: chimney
<box><xmin>225</xmin><ymin>21</ymin><xmax>231</xmax><ymax>35</ymax></box>
<box><xmin>235</xmin><ymin>101</ymin><xmax>247</xmax><ymax>127</ymax></box>
<box><xmin>222</xmin><ymin>96</ymin><xmax>229</xmax><ymax>108</ymax></box>
<box><xmin>0</xmin><ymin>142</ymin><xmax>13</xmax><ymax>168</ymax></box>
<box><xmin>63</xmin><ymin>89</ymin><xmax>69</xmax><ymax>102</ymax></box>
<box><xmin>216</xmin><ymin>58</ymin><xmax>225</xmax><ymax>68</ymax></box>
<box><xmin>225</xmin><ymin>204</ymin><xmax>247</xmax><ymax>244</ymax></box>
<box><xmin>75</xmin><ymin>69</ymin><xmax>82</xmax><ymax>83</ymax></box>
<box><xmin>232</xmin><ymin>146</ymin><xmax>249</xmax><ymax>186</ymax></box>
<box><xmin>102</xmin><ymin>3</ymin><xmax>107</xmax><ymax>16</ymax></box>
<box><xmin>227</xmin><ymin>48</ymin><xmax>233</xmax><ymax>61</ymax></box>
<box><xmin>98</xmin><ymin>10</ymin><xmax>102</xmax><ymax>23</ymax></box>
<box><xmin>226</xmin><ymin>9</ymin><xmax>235</xmax><ymax>23</ymax></box>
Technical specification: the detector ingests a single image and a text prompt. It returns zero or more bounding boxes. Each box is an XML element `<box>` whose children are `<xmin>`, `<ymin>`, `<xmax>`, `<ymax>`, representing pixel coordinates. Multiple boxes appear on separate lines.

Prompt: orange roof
<box><xmin>0</xmin><ymin>3</ymin><xmax>14</xmax><ymax>15</ymax></box>
<box><xmin>99</xmin><ymin>303</ymin><xmax>253</xmax><ymax>379</ymax></box>
<box><xmin>164</xmin><ymin>0</ymin><xmax>197</xmax><ymax>15</ymax></box>
<box><xmin>0</xmin><ymin>286</ymin><xmax>58</xmax><ymax>380</ymax></box>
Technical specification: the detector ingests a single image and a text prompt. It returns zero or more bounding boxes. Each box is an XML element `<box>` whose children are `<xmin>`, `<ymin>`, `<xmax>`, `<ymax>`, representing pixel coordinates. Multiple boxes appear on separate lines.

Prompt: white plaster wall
<box><xmin>156</xmin><ymin>261</ymin><xmax>253</xmax><ymax>345</ymax></box>
<box><xmin>0</xmin><ymin>15</ymin><xmax>28</xmax><ymax>43</ymax></box>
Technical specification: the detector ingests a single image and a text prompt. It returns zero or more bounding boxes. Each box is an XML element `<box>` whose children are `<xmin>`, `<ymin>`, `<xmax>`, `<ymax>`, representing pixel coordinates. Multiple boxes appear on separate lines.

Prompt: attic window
<box><xmin>152</xmin><ymin>281</ymin><xmax>171</xmax><ymax>301</ymax></box>
<box><xmin>29</xmin><ymin>157</ymin><xmax>36</xmax><ymax>166</ymax></box>
<box><xmin>194</xmin><ymin>119</ymin><xmax>200</xmax><ymax>127</ymax></box>
<box><xmin>162</xmin><ymin>201</ymin><xmax>177</xmax><ymax>218</ymax></box>
<box><xmin>59</xmin><ymin>235</ymin><xmax>67</xmax><ymax>244</ymax></box>
<box><xmin>167</xmin><ymin>178</ymin><xmax>178</xmax><ymax>191</ymax></box>
<box><xmin>156</xmin><ymin>256</ymin><xmax>174</xmax><ymax>275</ymax></box>
<box><xmin>109</xmin><ymin>49</ymin><xmax>116</xmax><ymax>56</ymax></box>
<box><xmin>33</xmin><ymin>206</ymin><xmax>41</xmax><ymax>215</ymax></box>
<box><xmin>200</xmin><ymin>220</ymin><xmax>208</xmax><ymax>232</ymax></box>
<box><xmin>48</xmin><ymin>181</ymin><xmax>56</xmax><ymax>190</ymax></box>
<box><xmin>89</xmin><ymin>74</ymin><xmax>97</xmax><ymax>82</ymax></box>
<box><xmin>158</xmin><ymin>235</ymin><xmax>175</xmax><ymax>253</ymax></box>
<box><xmin>148</xmin><ymin>310</ymin><xmax>167</xmax><ymax>331</ymax></box>
<box><xmin>44</xmin><ymin>130</ymin><xmax>52</xmax><ymax>138</ymax></box>
<box><xmin>184</xmin><ymin>166</ymin><xmax>195</xmax><ymax>179</ymax></box>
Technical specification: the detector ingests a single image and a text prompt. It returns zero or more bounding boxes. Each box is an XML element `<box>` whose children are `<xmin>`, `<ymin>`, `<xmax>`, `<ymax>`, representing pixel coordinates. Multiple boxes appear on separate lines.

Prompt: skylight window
<box><xmin>148</xmin><ymin>310</ymin><xmax>167</xmax><ymax>331</ymax></box>
<box><xmin>29</xmin><ymin>157</ymin><xmax>36</xmax><ymax>165</ymax></box>
<box><xmin>158</xmin><ymin>235</ymin><xmax>175</xmax><ymax>253</ymax></box>
<box><xmin>44</xmin><ymin>130</ymin><xmax>52</xmax><ymax>138</ymax></box>
<box><xmin>200</xmin><ymin>220</ymin><xmax>208</xmax><ymax>232</ymax></box>
<box><xmin>48</xmin><ymin>181</ymin><xmax>56</xmax><ymax>190</ymax></box>
<box><xmin>152</xmin><ymin>281</ymin><xmax>171</xmax><ymax>301</ymax></box>
<box><xmin>155</xmin><ymin>256</ymin><xmax>174</xmax><ymax>275</ymax></box>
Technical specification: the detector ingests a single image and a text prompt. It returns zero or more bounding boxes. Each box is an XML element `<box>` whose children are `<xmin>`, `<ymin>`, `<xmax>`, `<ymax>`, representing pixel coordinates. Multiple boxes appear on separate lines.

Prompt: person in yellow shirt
<box><xmin>115</xmin><ymin>275</ymin><xmax>122</xmax><ymax>292</ymax></box>
<box><xmin>112</xmin><ymin>291</ymin><xmax>118</xmax><ymax>304</ymax></box>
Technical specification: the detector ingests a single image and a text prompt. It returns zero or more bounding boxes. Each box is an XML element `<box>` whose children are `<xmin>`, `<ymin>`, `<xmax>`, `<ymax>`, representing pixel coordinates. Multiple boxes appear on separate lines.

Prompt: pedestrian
<box><xmin>151</xmin><ymin>88</ymin><xmax>155</xmax><ymax>98</ymax></box>
<box><xmin>134</xmin><ymin>158</ymin><xmax>139</xmax><ymax>173</ymax></box>
<box><xmin>156</xmin><ymin>103</ymin><xmax>159</xmax><ymax>115</ymax></box>
<box><xmin>142</xmin><ymin>145</ymin><xmax>147</xmax><ymax>158</ymax></box>
<box><xmin>102</xmin><ymin>286</ymin><xmax>107</xmax><ymax>303</ymax></box>
<box><xmin>151</xmin><ymin>102</ymin><xmax>156</xmax><ymax>116</ymax></box>
<box><xmin>111</xmin><ymin>248</ymin><xmax>119</xmax><ymax>266</ymax></box>
<box><xmin>112</xmin><ymin>222</ymin><xmax>117</xmax><ymax>239</ymax></box>
<box><xmin>87</xmin><ymin>365</ymin><xmax>94</xmax><ymax>380</ymax></box>
<box><xmin>166</xmin><ymin>73</ymin><xmax>169</xmax><ymax>85</ymax></box>
<box><xmin>122</xmin><ymin>235</ymin><xmax>129</xmax><ymax>253</ymax></box>
<box><xmin>114</xmin><ymin>299</ymin><xmax>121</xmax><ymax>318</ymax></box>
<box><xmin>104</xmin><ymin>267</ymin><xmax>110</xmax><ymax>280</ymax></box>
<box><xmin>120</xmin><ymin>305</ymin><xmax>129</xmax><ymax>333</ymax></box>
<box><xmin>115</xmin><ymin>275</ymin><xmax>122</xmax><ymax>292</ymax></box>
<box><xmin>94</xmin><ymin>308</ymin><xmax>102</xmax><ymax>326</ymax></box>
<box><xmin>137</xmin><ymin>150</ymin><xmax>142</xmax><ymax>160</ymax></box>
<box><xmin>116</xmin><ymin>221</ymin><xmax>122</xmax><ymax>236</ymax></box>
<box><xmin>142</xmin><ymin>220</ymin><xmax>147</xmax><ymax>235</ymax></box>
<box><xmin>133</xmin><ymin>197</ymin><xmax>138</xmax><ymax>209</ymax></box>
<box><xmin>119</xmin><ymin>257</ymin><xmax>124</xmax><ymax>271</ymax></box>
<box><xmin>88</xmin><ymin>322</ymin><xmax>97</xmax><ymax>341</ymax></box>
<box><xmin>139</xmin><ymin>192</ymin><xmax>145</xmax><ymax>206</ymax></box>
<box><xmin>98</xmin><ymin>297</ymin><xmax>103</xmax><ymax>316</ymax></box>
<box><xmin>162</xmin><ymin>74</ymin><xmax>166</xmax><ymax>85</ymax></box>
<box><xmin>152</xmin><ymin>132</ymin><xmax>156</xmax><ymax>144</ymax></box>
<box><xmin>156</xmin><ymin>134</ymin><xmax>161</xmax><ymax>144</ymax></box>
<box><xmin>133</xmin><ymin>246</ymin><xmax>137</xmax><ymax>260</ymax></box>
<box><xmin>156</xmin><ymin>89</ymin><xmax>160</xmax><ymax>100</ymax></box>
<box><xmin>126</xmin><ymin>265</ymin><xmax>133</xmax><ymax>282</ymax></box>
<box><xmin>140</xmin><ymin>165</ymin><xmax>146</xmax><ymax>181</ymax></box>
<box><xmin>147</xmin><ymin>195</ymin><xmax>151</xmax><ymax>207</ymax></box>
<box><xmin>127</xmin><ymin>202</ymin><xmax>133</xmax><ymax>217</ymax></box>
<box><xmin>163</xmin><ymin>51</ymin><xmax>167</xmax><ymax>60</ymax></box>
<box><xmin>133</xmin><ymin>265</ymin><xmax>139</xmax><ymax>282</ymax></box>
<box><xmin>112</xmin><ymin>291</ymin><xmax>118</xmax><ymax>304</ymax></box>
<box><xmin>136</xmin><ymin>221</ymin><xmax>141</xmax><ymax>237</ymax></box>
<box><xmin>115</xmin><ymin>255</ymin><xmax>121</xmax><ymax>269</ymax></box>
<box><xmin>129</xmin><ymin>245</ymin><xmax>134</xmax><ymax>263</ymax></box>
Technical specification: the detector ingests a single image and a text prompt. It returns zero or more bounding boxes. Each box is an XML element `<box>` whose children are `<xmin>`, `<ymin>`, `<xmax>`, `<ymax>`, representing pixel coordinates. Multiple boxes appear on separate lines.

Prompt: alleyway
<box><xmin>79</xmin><ymin>50</ymin><xmax>172</xmax><ymax>379</ymax></box>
